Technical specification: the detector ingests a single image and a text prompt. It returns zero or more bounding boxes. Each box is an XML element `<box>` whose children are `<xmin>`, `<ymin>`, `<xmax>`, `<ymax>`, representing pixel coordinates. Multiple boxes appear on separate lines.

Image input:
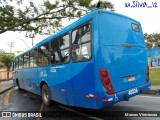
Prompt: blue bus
<box><xmin>12</xmin><ymin>8</ymin><xmax>151</xmax><ymax>109</ymax></box>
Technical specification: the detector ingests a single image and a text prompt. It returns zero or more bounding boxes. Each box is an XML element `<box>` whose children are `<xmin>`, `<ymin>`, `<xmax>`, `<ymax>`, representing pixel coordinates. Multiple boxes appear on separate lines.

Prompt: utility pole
<box><xmin>8</xmin><ymin>42</ymin><xmax>14</xmax><ymax>53</ymax></box>
<box><xmin>26</xmin><ymin>31</ymin><xmax>34</xmax><ymax>46</ymax></box>
<box><xmin>32</xmin><ymin>37</ymin><xmax>33</xmax><ymax>46</ymax></box>
<box><xmin>29</xmin><ymin>32</ymin><xmax>34</xmax><ymax>46</ymax></box>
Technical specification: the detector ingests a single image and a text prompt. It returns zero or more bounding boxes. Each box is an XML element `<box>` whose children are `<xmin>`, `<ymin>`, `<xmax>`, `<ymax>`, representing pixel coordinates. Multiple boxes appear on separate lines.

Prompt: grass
<box><xmin>149</xmin><ymin>68</ymin><xmax>160</xmax><ymax>86</ymax></box>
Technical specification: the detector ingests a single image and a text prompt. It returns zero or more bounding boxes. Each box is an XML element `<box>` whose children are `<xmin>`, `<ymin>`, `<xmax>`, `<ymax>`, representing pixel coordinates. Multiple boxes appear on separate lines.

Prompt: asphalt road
<box><xmin>0</xmin><ymin>88</ymin><xmax>160</xmax><ymax>120</ymax></box>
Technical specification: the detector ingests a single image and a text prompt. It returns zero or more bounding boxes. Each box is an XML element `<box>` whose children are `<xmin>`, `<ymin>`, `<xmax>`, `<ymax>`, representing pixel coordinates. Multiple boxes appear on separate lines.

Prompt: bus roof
<box><xmin>14</xmin><ymin>8</ymin><xmax>140</xmax><ymax>59</ymax></box>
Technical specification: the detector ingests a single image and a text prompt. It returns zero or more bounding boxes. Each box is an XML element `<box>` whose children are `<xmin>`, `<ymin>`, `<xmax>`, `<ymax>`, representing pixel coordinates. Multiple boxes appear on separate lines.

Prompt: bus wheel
<box><xmin>41</xmin><ymin>84</ymin><xmax>51</xmax><ymax>107</ymax></box>
<box><xmin>16</xmin><ymin>79</ymin><xmax>22</xmax><ymax>91</ymax></box>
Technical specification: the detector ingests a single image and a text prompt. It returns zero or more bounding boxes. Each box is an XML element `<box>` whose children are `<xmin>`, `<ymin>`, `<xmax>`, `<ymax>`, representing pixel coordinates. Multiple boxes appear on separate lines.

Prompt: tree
<box><xmin>0</xmin><ymin>0</ymin><xmax>114</xmax><ymax>37</ymax></box>
<box><xmin>144</xmin><ymin>33</ymin><xmax>160</xmax><ymax>49</ymax></box>
<box><xmin>0</xmin><ymin>53</ymin><xmax>14</xmax><ymax>80</ymax></box>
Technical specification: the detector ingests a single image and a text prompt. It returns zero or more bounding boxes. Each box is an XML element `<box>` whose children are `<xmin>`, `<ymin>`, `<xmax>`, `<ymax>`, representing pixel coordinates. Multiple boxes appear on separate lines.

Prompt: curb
<box><xmin>142</xmin><ymin>89</ymin><xmax>160</xmax><ymax>95</ymax></box>
<box><xmin>0</xmin><ymin>86</ymin><xmax>14</xmax><ymax>95</ymax></box>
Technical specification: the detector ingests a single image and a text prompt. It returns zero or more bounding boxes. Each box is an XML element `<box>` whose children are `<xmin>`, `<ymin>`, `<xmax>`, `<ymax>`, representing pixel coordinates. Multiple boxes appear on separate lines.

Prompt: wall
<box><xmin>0</xmin><ymin>71</ymin><xmax>13</xmax><ymax>81</ymax></box>
<box><xmin>147</xmin><ymin>48</ymin><xmax>160</xmax><ymax>67</ymax></box>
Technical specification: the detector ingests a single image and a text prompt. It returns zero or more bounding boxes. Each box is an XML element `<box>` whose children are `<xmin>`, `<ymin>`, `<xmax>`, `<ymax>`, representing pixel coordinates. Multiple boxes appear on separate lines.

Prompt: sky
<box><xmin>0</xmin><ymin>0</ymin><xmax>160</xmax><ymax>53</ymax></box>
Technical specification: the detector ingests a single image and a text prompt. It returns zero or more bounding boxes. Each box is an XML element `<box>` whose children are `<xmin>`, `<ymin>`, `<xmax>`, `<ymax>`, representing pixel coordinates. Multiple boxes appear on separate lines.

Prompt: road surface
<box><xmin>0</xmin><ymin>88</ymin><xmax>160</xmax><ymax>120</ymax></box>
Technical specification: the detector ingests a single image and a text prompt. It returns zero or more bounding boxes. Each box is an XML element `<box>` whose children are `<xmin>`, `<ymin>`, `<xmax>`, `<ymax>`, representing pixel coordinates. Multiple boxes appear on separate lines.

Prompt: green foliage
<box><xmin>0</xmin><ymin>54</ymin><xmax>14</xmax><ymax>71</ymax></box>
<box><xmin>0</xmin><ymin>0</ymin><xmax>115</xmax><ymax>37</ymax></box>
<box><xmin>144</xmin><ymin>33</ymin><xmax>160</xmax><ymax>49</ymax></box>
<box><xmin>149</xmin><ymin>68</ymin><xmax>160</xmax><ymax>86</ymax></box>
<box><xmin>89</xmin><ymin>1</ymin><xmax>115</xmax><ymax>11</ymax></box>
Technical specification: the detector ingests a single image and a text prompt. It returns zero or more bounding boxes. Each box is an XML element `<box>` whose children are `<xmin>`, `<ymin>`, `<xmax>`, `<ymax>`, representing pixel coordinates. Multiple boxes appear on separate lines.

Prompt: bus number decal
<box><xmin>50</xmin><ymin>68</ymin><xmax>56</xmax><ymax>73</ymax></box>
<box><xmin>128</xmin><ymin>88</ymin><xmax>138</xmax><ymax>95</ymax></box>
<box><xmin>50</xmin><ymin>66</ymin><xmax>65</xmax><ymax>73</ymax></box>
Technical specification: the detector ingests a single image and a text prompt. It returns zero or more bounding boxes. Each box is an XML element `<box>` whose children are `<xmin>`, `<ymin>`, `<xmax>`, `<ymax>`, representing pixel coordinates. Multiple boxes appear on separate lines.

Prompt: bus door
<box><xmin>70</xmin><ymin>23</ymin><xmax>95</xmax><ymax>107</ymax></box>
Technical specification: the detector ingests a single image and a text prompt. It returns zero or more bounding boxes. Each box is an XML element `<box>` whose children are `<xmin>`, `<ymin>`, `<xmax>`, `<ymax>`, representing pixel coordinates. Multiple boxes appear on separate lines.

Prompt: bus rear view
<box><xmin>95</xmin><ymin>10</ymin><xmax>151</xmax><ymax>108</ymax></box>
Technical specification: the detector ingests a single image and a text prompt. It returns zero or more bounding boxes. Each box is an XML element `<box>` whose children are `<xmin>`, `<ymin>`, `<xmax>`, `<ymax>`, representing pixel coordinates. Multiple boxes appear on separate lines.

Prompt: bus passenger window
<box><xmin>81</xmin><ymin>24</ymin><xmax>91</xmax><ymax>43</ymax></box>
<box><xmin>15</xmin><ymin>58</ymin><xmax>19</xmax><ymax>70</ymax></box>
<box><xmin>51</xmin><ymin>39</ymin><xmax>59</xmax><ymax>64</ymax></box>
<box><xmin>59</xmin><ymin>34</ymin><xmax>70</xmax><ymax>63</ymax></box>
<box><xmin>60</xmin><ymin>34</ymin><xmax>69</xmax><ymax>49</ymax></box>
<box><xmin>30</xmin><ymin>49</ymin><xmax>38</xmax><ymax>67</ymax></box>
<box><xmin>51</xmin><ymin>34</ymin><xmax>70</xmax><ymax>64</ymax></box>
<box><xmin>72</xmin><ymin>45</ymin><xmax>81</xmax><ymax>61</ymax></box>
<box><xmin>72</xmin><ymin>29</ymin><xmax>81</xmax><ymax>44</ymax></box>
<box><xmin>11</xmin><ymin>61</ymin><xmax>14</xmax><ymax>71</ymax></box>
<box><xmin>51</xmin><ymin>39</ymin><xmax>59</xmax><ymax>51</ymax></box>
<box><xmin>23</xmin><ymin>55</ymin><xmax>26</xmax><ymax>68</ymax></box>
<box><xmin>60</xmin><ymin>49</ymin><xmax>70</xmax><ymax>63</ymax></box>
<box><xmin>38</xmin><ymin>42</ymin><xmax>49</xmax><ymax>66</ymax></box>
<box><xmin>72</xmin><ymin>23</ymin><xmax>91</xmax><ymax>62</ymax></box>
<box><xmin>19</xmin><ymin>56</ymin><xmax>23</xmax><ymax>69</ymax></box>
<box><xmin>24</xmin><ymin>53</ymin><xmax>30</xmax><ymax>68</ymax></box>
<box><xmin>81</xmin><ymin>43</ymin><xmax>91</xmax><ymax>60</ymax></box>
<box><xmin>55</xmin><ymin>52</ymin><xmax>61</xmax><ymax>63</ymax></box>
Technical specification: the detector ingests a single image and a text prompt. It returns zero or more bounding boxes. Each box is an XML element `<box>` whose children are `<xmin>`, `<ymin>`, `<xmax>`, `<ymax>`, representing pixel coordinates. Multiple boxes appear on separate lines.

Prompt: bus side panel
<box><xmin>47</xmin><ymin>64</ymin><xmax>71</xmax><ymax>105</ymax></box>
<box><xmin>70</xmin><ymin>61</ymin><xmax>95</xmax><ymax>108</ymax></box>
<box><xmin>16</xmin><ymin>70</ymin><xmax>25</xmax><ymax>89</ymax></box>
<box><xmin>66</xmin><ymin>14</ymin><xmax>97</xmax><ymax>108</ymax></box>
<box><xmin>23</xmin><ymin>68</ymin><xmax>39</xmax><ymax>94</ymax></box>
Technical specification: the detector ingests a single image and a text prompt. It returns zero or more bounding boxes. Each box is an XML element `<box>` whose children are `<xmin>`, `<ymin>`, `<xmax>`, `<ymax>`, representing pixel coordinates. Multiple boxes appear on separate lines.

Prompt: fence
<box><xmin>0</xmin><ymin>71</ymin><xmax>13</xmax><ymax>81</ymax></box>
<box><xmin>148</xmin><ymin>60</ymin><xmax>160</xmax><ymax>67</ymax></box>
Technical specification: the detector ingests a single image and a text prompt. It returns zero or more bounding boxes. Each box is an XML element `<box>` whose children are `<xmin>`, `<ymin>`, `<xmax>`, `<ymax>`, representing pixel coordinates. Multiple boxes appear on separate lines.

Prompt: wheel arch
<box><xmin>40</xmin><ymin>81</ymin><xmax>48</xmax><ymax>91</ymax></box>
<box><xmin>40</xmin><ymin>81</ymin><xmax>51</xmax><ymax>97</ymax></box>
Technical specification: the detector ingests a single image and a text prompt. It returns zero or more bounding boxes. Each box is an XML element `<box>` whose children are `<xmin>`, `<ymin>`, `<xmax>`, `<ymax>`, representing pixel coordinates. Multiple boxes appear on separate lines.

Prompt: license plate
<box><xmin>128</xmin><ymin>76</ymin><xmax>135</xmax><ymax>82</ymax></box>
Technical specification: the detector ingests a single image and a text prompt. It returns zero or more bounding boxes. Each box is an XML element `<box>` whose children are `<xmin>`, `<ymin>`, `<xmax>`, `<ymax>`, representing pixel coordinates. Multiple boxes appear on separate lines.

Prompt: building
<box><xmin>5</xmin><ymin>53</ymin><xmax>14</xmax><ymax>56</ymax></box>
<box><xmin>14</xmin><ymin>51</ymin><xmax>23</xmax><ymax>56</ymax></box>
<box><xmin>147</xmin><ymin>48</ymin><xmax>160</xmax><ymax>67</ymax></box>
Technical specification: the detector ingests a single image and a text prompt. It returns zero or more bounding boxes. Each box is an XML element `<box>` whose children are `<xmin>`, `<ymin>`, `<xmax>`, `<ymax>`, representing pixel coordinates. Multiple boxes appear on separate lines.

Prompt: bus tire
<box><xmin>41</xmin><ymin>84</ymin><xmax>51</xmax><ymax>107</ymax></box>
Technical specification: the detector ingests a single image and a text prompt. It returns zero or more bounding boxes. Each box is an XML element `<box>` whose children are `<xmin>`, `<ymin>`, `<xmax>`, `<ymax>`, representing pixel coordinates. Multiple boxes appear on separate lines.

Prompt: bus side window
<box><xmin>59</xmin><ymin>34</ymin><xmax>70</xmax><ymax>63</ymax></box>
<box><xmin>72</xmin><ymin>23</ymin><xmax>91</xmax><ymax>62</ymax></box>
<box><xmin>51</xmin><ymin>34</ymin><xmax>70</xmax><ymax>64</ymax></box>
<box><xmin>72</xmin><ymin>29</ymin><xmax>81</xmax><ymax>45</ymax></box>
<box><xmin>19</xmin><ymin>56</ymin><xmax>23</xmax><ymax>69</ymax></box>
<box><xmin>54</xmin><ymin>51</ymin><xmax>61</xmax><ymax>63</ymax></box>
<box><xmin>24</xmin><ymin>53</ymin><xmax>30</xmax><ymax>68</ymax></box>
<box><xmin>38</xmin><ymin>42</ymin><xmax>49</xmax><ymax>66</ymax></box>
<box><xmin>15</xmin><ymin>58</ymin><xmax>19</xmax><ymax>70</ymax></box>
<box><xmin>59</xmin><ymin>49</ymin><xmax>70</xmax><ymax>63</ymax></box>
<box><xmin>51</xmin><ymin>39</ymin><xmax>59</xmax><ymax>64</ymax></box>
<box><xmin>30</xmin><ymin>49</ymin><xmax>38</xmax><ymax>67</ymax></box>
<box><xmin>12</xmin><ymin>60</ymin><xmax>15</xmax><ymax>71</ymax></box>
